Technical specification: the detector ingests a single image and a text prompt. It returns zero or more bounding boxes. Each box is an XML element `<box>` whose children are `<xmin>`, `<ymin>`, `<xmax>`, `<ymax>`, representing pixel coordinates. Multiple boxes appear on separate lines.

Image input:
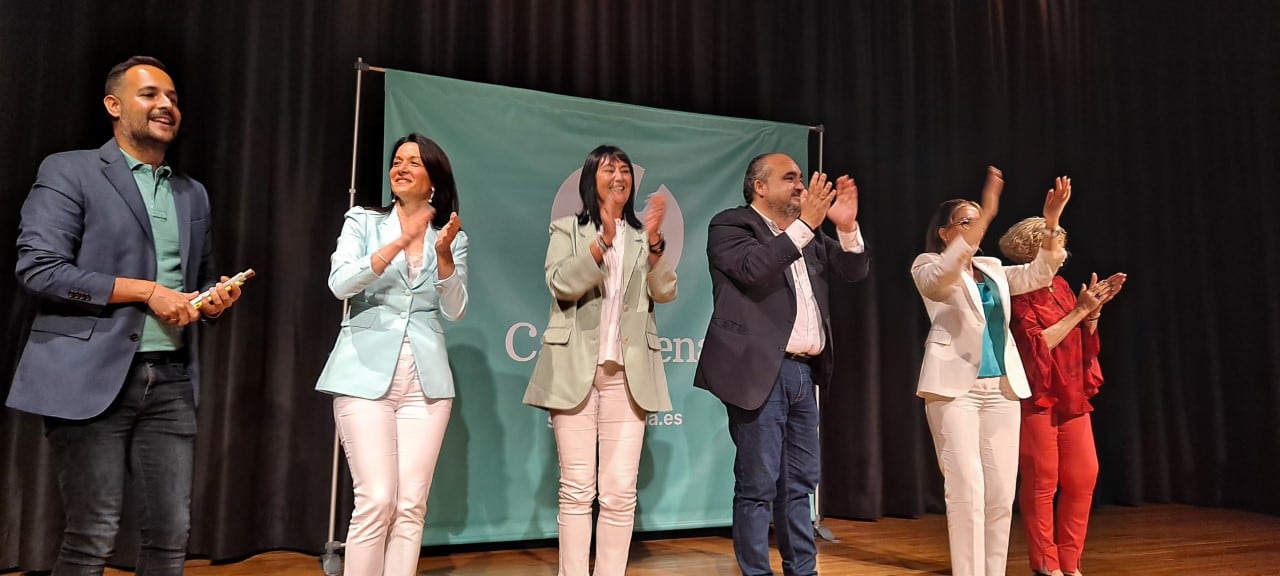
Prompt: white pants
<box><xmin>551</xmin><ymin>363</ymin><xmax>646</xmax><ymax>576</ymax></box>
<box><xmin>334</xmin><ymin>342</ymin><xmax>452</xmax><ymax>576</ymax></box>
<box><xmin>924</xmin><ymin>376</ymin><xmax>1021</xmax><ymax>576</ymax></box>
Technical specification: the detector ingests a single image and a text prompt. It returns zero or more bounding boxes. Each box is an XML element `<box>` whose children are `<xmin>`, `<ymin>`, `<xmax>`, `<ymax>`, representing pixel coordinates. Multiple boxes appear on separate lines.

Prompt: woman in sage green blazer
<box><xmin>315</xmin><ymin>134</ymin><xmax>468</xmax><ymax>576</ymax></box>
<box><xmin>524</xmin><ymin>145</ymin><xmax>677</xmax><ymax>576</ymax></box>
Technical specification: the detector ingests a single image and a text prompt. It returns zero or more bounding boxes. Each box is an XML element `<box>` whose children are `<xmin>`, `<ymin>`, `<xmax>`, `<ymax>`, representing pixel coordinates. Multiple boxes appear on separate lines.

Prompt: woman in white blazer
<box><xmin>315</xmin><ymin>133</ymin><xmax>468</xmax><ymax>576</ymax></box>
<box><xmin>910</xmin><ymin>167</ymin><xmax>1069</xmax><ymax>576</ymax></box>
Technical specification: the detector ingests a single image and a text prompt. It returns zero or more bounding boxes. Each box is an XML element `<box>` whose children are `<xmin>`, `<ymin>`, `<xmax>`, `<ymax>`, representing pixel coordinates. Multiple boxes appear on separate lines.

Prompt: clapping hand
<box><xmin>599</xmin><ymin>204</ymin><xmax>618</xmax><ymax>248</ymax></box>
<box><xmin>435</xmin><ymin>213</ymin><xmax>462</xmax><ymax>253</ymax></box>
<box><xmin>798</xmin><ymin>172</ymin><xmax>834</xmax><ymax>229</ymax></box>
<box><xmin>1043</xmin><ymin>176</ymin><xmax>1071</xmax><ymax>229</ymax></box>
<box><xmin>1077</xmin><ymin>272</ymin><xmax>1126</xmax><ymax>314</ymax></box>
<box><xmin>400</xmin><ymin>205</ymin><xmax>435</xmax><ymax>245</ymax></box>
<box><xmin>644</xmin><ymin>193</ymin><xmax>667</xmax><ymax>247</ymax></box>
<box><xmin>1089</xmin><ymin>272</ymin><xmax>1127</xmax><ymax>312</ymax></box>
<box><xmin>826</xmin><ymin>175</ymin><xmax>860</xmax><ymax>232</ymax></box>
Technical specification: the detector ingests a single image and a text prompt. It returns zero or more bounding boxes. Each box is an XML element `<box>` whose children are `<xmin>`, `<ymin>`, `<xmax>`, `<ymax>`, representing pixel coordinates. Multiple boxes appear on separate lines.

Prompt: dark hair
<box><xmin>575</xmin><ymin>145</ymin><xmax>643</xmax><ymax>229</ymax></box>
<box><xmin>105</xmin><ymin>56</ymin><xmax>167</xmax><ymax>96</ymax></box>
<box><xmin>742</xmin><ymin>153</ymin><xmax>773</xmax><ymax>205</ymax></box>
<box><xmin>381</xmin><ymin>133</ymin><xmax>459</xmax><ymax>229</ymax></box>
<box><xmin>924</xmin><ymin>198</ymin><xmax>980</xmax><ymax>253</ymax></box>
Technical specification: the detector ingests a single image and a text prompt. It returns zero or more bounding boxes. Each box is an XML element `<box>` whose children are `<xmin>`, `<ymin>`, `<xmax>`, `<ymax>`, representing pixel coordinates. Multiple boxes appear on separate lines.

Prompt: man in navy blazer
<box><xmin>7</xmin><ymin>56</ymin><xmax>242</xmax><ymax>576</ymax></box>
<box><xmin>695</xmin><ymin>153</ymin><xmax>870</xmax><ymax>576</ymax></box>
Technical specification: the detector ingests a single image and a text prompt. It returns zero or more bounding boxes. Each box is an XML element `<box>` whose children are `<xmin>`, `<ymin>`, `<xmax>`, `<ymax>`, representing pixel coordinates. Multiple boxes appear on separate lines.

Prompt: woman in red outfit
<box><xmin>999</xmin><ymin>218</ymin><xmax>1126</xmax><ymax>576</ymax></box>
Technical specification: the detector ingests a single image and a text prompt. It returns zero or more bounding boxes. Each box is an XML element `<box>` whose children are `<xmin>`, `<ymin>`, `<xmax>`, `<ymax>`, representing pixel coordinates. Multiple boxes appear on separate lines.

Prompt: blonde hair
<box><xmin>999</xmin><ymin>217</ymin><xmax>1065</xmax><ymax>264</ymax></box>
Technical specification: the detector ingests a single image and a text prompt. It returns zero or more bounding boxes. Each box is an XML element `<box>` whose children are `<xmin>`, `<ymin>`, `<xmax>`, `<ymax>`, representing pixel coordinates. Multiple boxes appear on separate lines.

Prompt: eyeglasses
<box><xmin>946</xmin><ymin>217</ymin><xmax>974</xmax><ymax>230</ymax></box>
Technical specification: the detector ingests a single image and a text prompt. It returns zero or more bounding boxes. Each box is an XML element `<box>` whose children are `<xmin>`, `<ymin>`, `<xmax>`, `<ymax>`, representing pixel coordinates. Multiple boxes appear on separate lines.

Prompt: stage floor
<box><xmin>106</xmin><ymin>504</ymin><xmax>1280</xmax><ymax>575</ymax></box>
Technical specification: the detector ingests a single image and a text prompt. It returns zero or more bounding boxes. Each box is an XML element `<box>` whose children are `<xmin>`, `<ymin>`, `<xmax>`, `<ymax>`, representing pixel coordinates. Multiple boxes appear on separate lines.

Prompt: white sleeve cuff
<box><xmin>837</xmin><ymin>224</ymin><xmax>866</xmax><ymax>253</ymax></box>
<box><xmin>785</xmin><ymin>220</ymin><xmax>815</xmax><ymax>249</ymax></box>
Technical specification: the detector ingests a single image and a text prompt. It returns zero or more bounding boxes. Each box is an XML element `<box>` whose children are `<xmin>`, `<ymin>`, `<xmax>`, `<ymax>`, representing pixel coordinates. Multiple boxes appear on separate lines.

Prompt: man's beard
<box><xmin>129</xmin><ymin>117</ymin><xmax>177</xmax><ymax>147</ymax></box>
<box><xmin>766</xmin><ymin>196</ymin><xmax>800</xmax><ymax>218</ymax></box>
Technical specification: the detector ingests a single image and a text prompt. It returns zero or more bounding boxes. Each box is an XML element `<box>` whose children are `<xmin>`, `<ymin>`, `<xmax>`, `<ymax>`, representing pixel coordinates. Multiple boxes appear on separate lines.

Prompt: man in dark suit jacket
<box><xmin>7</xmin><ymin>56</ymin><xmax>242</xmax><ymax>576</ymax></box>
<box><xmin>694</xmin><ymin>153</ymin><xmax>870</xmax><ymax>576</ymax></box>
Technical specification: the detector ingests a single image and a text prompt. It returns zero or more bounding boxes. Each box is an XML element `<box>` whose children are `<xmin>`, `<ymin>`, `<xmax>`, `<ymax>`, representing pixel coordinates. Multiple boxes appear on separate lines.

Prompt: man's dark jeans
<box><xmin>726</xmin><ymin>358</ymin><xmax>821</xmax><ymax>576</ymax></box>
<box><xmin>44</xmin><ymin>353</ymin><xmax>196</xmax><ymax>576</ymax></box>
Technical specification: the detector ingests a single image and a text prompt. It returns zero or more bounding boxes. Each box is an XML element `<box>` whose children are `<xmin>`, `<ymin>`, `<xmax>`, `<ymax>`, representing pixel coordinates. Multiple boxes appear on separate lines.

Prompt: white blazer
<box><xmin>911</xmin><ymin>236</ymin><xmax>1064</xmax><ymax>399</ymax></box>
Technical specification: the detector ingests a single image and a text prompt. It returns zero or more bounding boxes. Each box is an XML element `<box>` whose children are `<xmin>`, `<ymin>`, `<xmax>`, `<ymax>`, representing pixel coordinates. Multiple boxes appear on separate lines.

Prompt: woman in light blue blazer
<box><xmin>315</xmin><ymin>133</ymin><xmax>468</xmax><ymax>576</ymax></box>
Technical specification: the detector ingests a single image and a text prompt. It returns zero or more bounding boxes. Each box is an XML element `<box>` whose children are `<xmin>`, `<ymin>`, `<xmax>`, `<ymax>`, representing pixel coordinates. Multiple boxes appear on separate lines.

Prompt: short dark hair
<box><xmin>575</xmin><ymin>145</ymin><xmax>643</xmax><ymax>230</ymax></box>
<box><xmin>385</xmin><ymin>133</ymin><xmax>460</xmax><ymax>229</ymax></box>
<box><xmin>924</xmin><ymin>198</ymin><xmax>980</xmax><ymax>253</ymax></box>
<box><xmin>105</xmin><ymin>56</ymin><xmax>167</xmax><ymax>96</ymax></box>
<box><xmin>742</xmin><ymin>153</ymin><xmax>772</xmax><ymax>205</ymax></box>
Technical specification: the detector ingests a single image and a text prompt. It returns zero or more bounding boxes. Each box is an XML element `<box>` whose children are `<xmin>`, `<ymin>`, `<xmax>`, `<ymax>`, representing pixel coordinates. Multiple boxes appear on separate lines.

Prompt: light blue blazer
<box><xmin>314</xmin><ymin>206</ymin><xmax>469</xmax><ymax>400</ymax></box>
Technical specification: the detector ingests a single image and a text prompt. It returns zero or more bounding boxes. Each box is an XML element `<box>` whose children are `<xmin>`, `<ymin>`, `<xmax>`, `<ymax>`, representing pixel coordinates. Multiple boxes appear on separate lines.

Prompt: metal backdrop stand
<box><xmin>807</xmin><ymin>124</ymin><xmax>839</xmax><ymax>544</ymax></box>
<box><xmin>319</xmin><ymin>56</ymin><xmax>386</xmax><ymax>576</ymax></box>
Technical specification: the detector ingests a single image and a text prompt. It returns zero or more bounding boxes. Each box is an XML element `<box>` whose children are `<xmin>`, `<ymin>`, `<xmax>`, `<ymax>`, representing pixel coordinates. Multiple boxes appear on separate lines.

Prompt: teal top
<box><xmin>122</xmin><ymin>149</ymin><xmax>184</xmax><ymax>352</ymax></box>
<box><xmin>977</xmin><ymin>275</ymin><xmax>1007</xmax><ymax>378</ymax></box>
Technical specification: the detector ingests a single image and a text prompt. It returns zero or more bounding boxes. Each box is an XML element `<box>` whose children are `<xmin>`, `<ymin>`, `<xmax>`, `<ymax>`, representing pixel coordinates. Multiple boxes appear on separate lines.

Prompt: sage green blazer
<box><xmin>523</xmin><ymin>215</ymin><xmax>677</xmax><ymax>412</ymax></box>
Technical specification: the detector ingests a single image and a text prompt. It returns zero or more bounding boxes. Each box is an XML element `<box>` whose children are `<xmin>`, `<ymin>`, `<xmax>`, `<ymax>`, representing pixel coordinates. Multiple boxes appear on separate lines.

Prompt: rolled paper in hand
<box><xmin>191</xmin><ymin>268</ymin><xmax>256</xmax><ymax>309</ymax></box>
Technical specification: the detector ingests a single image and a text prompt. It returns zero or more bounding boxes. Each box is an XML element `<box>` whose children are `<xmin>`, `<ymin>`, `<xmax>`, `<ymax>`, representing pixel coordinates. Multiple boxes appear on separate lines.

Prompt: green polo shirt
<box><xmin>122</xmin><ymin>149</ymin><xmax>184</xmax><ymax>352</ymax></box>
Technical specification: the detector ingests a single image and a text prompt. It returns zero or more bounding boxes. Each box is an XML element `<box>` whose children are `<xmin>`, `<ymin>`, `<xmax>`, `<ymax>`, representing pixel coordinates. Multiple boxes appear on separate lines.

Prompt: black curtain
<box><xmin>2</xmin><ymin>0</ymin><xmax>1276</xmax><ymax>571</ymax></box>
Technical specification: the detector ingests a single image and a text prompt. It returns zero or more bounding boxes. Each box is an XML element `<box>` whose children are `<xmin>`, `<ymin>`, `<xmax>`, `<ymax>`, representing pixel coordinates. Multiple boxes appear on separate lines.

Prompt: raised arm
<box><xmin>962</xmin><ymin>166</ymin><xmax>1004</xmax><ymax>248</ymax></box>
<box><xmin>1039</xmin><ymin>278</ymin><xmax>1107</xmax><ymax>349</ymax></box>
<box><xmin>707</xmin><ymin>212</ymin><xmax>802</xmax><ymax>289</ymax></box>
<box><xmin>327</xmin><ymin>209</ymin><xmax>379</xmax><ymax>300</ymax></box>
<box><xmin>1006</xmin><ymin>176</ymin><xmax>1072</xmax><ymax>294</ymax></box>
<box><xmin>912</xmin><ymin>236</ymin><xmax>975</xmax><ymax>302</ymax></box>
<box><xmin>434</xmin><ymin>223</ymin><xmax>469</xmax><ymax>321</ymax></box>
<box><xmin>823</xmin><ymin>175</ymin><xmax>871</xmax><ymax>282</ymax></box>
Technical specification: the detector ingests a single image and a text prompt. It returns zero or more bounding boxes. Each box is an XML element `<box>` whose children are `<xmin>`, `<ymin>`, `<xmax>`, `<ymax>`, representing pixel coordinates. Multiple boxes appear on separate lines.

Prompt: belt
<box><xmin>783</xmin><ymin>352</ymin><xmax>816</xmax><ymax>363</ymax></box>
<box><xmin>135</xmin><ymin>349</ymin><xmax>186</xmax><ymax>365</ymax></box>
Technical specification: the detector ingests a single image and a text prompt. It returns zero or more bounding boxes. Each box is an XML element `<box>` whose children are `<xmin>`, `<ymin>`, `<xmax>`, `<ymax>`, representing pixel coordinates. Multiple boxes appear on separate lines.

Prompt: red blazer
<box><xmin>1008</xmin><ymin>275</ymin><xmax>1104</xmax><ymax>417</ymax></box>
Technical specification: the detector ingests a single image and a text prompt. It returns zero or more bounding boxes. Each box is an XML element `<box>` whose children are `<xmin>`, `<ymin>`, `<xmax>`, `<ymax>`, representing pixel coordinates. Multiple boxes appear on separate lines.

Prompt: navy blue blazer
<box><xmin>8</xmin><ymin>140</ymin><xmax>219</xmax><ymax>420</ymax></box>
<box><xmin>694</xmin><ymin>206</ymin><xmax>870</xmax><ymax>411</ymax></box>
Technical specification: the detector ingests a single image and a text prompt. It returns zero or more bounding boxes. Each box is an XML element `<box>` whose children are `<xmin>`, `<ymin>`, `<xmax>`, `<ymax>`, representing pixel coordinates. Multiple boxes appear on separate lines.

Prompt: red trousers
<box><xmin>1018</xmin><ymin>407</ymin><xmax>1098</xmax><ymax>574</ymax></box>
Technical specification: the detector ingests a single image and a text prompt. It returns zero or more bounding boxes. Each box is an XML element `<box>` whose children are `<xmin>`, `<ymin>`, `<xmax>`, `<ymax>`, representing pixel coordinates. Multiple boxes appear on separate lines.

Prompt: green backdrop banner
<box><xmin>382</xmin><ymin>70</ymin><xmax>809</xmax><ymax>545</ymax></box>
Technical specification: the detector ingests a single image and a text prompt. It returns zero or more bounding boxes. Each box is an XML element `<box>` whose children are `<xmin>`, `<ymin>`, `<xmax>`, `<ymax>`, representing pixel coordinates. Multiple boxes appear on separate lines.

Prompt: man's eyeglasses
<box><xmin>946</xmin><ymin>217</ymin><xmax>974</xmax><ymax>230</ymax></box>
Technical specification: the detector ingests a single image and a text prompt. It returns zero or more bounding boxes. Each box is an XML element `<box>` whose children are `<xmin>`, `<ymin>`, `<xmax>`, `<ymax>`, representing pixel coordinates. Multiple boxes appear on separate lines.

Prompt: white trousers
<box><xmin>551</xmin><ymin>363</ymin><xmax>646</xmax><ymax>576</ymax></box>
<box><xmin>924</xmin><ymin>376</ymin><xmax>1021</xmax><ymax>576</ymax></box>
<box><xmin>334</xmin><ymin>341</ymin><xmax>452</xmax><ymax>576</ymax></box>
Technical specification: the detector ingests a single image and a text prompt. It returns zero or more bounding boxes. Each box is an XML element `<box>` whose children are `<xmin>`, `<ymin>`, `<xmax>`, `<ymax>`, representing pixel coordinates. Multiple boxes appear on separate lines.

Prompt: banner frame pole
<box><xmin>321</xmin><ymin>56</ymin><xmax>388</xmax><ymax>576</ymax></box>
<box><xmin>807</xmin><ymin>122</ymin><xmax>839</xmax><ymax>543</ymax></box>
<box><xmin>810</xmin><ymin>124</ymin><xmax>825</xmax><ymax>174</ymax></box>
